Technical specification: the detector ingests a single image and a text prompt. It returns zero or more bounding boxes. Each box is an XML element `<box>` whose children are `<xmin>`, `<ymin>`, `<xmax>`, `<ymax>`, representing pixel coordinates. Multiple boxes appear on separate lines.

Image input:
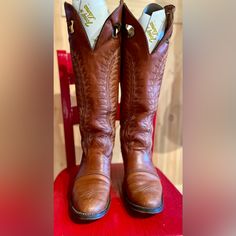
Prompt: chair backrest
<box><xmin>57</xmin><ymin>50</ymin><xmax>156</xmax><ymax>169</ymax></box>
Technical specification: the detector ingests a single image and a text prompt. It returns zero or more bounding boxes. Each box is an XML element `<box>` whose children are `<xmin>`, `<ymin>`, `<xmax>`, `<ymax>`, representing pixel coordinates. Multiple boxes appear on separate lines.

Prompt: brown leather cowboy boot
<box><xmin>120</xmin><ymin>4</ymin><xmax>175</xmax><ymax>214</ymax></box>
<box><xmin>64</xmin><ymin>2</ymin><xmax>122</xmax><ymax>220</ymax></box>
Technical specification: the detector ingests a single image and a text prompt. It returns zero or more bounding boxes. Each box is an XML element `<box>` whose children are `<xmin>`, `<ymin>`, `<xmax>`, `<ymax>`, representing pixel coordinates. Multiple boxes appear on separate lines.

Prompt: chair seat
<box><xmin>54</xmin><ymin>163</ymin><xmax>182</xmax><ymax>236</ymax></box>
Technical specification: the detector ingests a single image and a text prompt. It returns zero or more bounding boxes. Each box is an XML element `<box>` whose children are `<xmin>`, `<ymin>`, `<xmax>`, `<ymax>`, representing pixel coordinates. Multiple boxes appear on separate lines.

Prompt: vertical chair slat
<box><xmin>57</xmin><ymin>50</ymin><xmax>76</xmax><ymax>169</ymax></box>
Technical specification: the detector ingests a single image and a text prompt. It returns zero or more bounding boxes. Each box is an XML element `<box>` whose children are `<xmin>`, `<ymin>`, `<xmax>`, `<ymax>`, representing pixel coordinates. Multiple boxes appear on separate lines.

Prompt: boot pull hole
<box><xmin>68</xmin><ymin>20</ymin><xmax>74</xmax><ymax>34</ymax></box>
<box><xmin>112</xmin><ymin>23</ymin><xmax>121</xmax><ymax>38</ymax></box>
<box><xmin>125</xmin><ymin>24</ymin><xmax>135</xmax><ymax>38</ymax></box>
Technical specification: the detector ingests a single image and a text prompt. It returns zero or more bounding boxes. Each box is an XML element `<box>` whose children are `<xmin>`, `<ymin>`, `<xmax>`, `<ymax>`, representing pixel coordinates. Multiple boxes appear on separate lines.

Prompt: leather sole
<box><xmin>70</xmin><ymin>199</ymin><xmax>110</xmax><ymax>221</ymax></box>
<box><xmin>125</xmin><ymin>195</ymin><xmax>164</xmax><ymax>214</ymax></box>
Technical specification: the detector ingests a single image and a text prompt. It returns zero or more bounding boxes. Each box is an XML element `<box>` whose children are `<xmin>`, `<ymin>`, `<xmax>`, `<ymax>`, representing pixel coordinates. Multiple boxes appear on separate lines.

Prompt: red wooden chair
<box><xmin>54</xmin><ymin>50</ymin><xmax>182</xmax><ymax>236</ymax></box>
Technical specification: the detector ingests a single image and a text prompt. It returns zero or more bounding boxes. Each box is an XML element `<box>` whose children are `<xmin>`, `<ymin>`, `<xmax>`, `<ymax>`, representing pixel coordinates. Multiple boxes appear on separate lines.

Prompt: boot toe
<box><xmin>72</xmin><ymin>175</ymin><xmax>110</xmax><ymax>216</ymax></box>
<box><xmin>73</xmin><ymin>197</ymin><xmax>108</xmax><ymax>215</ymax></box>
<box><xmin>126</xmin><ymin>172</ymin><xmax>163</xmax><ymax>209</ymax></box>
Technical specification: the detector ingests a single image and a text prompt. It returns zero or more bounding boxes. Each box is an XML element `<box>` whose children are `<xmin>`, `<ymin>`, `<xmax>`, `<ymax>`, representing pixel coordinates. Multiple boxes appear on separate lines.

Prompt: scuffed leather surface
<box><xmin>120</xmin><ymin>4</ymin><xmax>175</xmax><ymax>209</ymax></box>
<box><xmin>64</xmin><ymin>2</ymin><xmax>122</xmax><ymax>215</ymax></box>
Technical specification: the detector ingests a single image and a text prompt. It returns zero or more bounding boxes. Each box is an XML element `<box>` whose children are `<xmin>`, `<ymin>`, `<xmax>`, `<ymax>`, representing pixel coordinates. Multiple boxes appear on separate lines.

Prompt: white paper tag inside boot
<box><xmin>72</xmin><ymin>0</ymin><xmax>109</xmax><ymax>48</ymax></box>
<box><xmin>139</xmin><ymin>4</ymin><xmax>166</xmax><ymax>53</ymax></box>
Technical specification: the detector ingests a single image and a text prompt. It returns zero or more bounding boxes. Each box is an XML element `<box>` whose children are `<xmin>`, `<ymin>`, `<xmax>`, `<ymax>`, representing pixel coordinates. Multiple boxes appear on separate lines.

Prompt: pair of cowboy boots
<box><xmin>64</xmin><ymin>1</ymin><xmax>175</xmax><ymax>220</ymax></box>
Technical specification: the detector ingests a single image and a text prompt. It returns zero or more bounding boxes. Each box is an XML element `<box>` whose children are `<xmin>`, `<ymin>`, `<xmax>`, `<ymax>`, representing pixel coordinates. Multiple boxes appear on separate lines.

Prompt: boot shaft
<box><xmin>64</xmin><ymin>2</ymin><xmax>123</xmax><ymax>157</ymax></box>
<box><xmin>120</xmin><ymin>4</ymin><xmax>175</xmax><ymax>153</ymax></box>
<box><xmin>64</xmin><ymin>2</ymin><xmax>175</xmax><ymax>156</ymax></box>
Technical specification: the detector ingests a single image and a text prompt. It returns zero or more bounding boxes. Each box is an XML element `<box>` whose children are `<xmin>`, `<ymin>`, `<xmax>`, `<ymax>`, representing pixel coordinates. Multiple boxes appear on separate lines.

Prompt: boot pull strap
<box><xmin>112</xmin><ymin>1</ymin><xmax>123</xmax><ymax>38</ymax></box>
